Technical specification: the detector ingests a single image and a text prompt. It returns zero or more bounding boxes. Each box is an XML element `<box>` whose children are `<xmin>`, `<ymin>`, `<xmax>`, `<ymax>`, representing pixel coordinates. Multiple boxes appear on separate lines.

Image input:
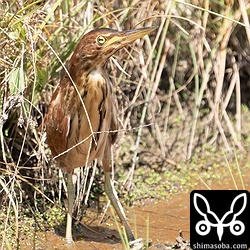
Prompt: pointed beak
<box><xmin>104</xmin><ymin>26</ymin><xmax>157</xmax><ymax>48</ymax></box>
<box><xmin>122</xmin><ymin>26</ymin><xmax>158</xmax><ymax>43</ymax></box>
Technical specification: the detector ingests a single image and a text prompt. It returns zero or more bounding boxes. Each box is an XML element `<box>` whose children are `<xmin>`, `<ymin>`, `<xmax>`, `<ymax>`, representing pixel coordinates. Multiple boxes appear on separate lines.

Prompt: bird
<box><xmin>44</xmin><ymin>26</ymin><xmax>156</xmax><ymax>245</ymax></box>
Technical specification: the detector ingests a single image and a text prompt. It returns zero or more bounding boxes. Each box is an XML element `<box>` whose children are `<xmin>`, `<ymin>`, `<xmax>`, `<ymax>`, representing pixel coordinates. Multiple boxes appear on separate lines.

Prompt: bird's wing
<box><xmin>45</xmin><ymin>79</ymin><xmax>71</xmax><ymax>157</ymax></box>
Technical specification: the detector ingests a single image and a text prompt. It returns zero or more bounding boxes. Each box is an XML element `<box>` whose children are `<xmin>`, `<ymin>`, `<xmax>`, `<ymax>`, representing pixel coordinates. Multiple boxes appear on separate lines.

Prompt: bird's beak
<box><xmin>122</xmin><ymin>26</ymin><xmax>157</xmax><ymax>43</ymax></box>
<box><xmin>104</xmin><ymin>26</ymin><xmax>157</xmax><ymax>48</ymax></box>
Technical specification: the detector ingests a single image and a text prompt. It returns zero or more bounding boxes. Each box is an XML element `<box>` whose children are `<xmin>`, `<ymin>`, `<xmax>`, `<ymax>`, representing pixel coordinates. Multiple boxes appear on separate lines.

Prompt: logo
<box><xmin>190</xmin><ymin>190</ymin><xmax>249</xmax><ymax>249</ymax></box>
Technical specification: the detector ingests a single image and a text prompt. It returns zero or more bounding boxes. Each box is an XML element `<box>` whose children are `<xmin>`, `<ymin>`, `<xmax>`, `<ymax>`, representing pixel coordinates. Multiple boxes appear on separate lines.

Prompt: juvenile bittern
<box><xmin>45</xmin><ymin>26</ymin><xmax>156</xmax><ymax>245</ymax></box>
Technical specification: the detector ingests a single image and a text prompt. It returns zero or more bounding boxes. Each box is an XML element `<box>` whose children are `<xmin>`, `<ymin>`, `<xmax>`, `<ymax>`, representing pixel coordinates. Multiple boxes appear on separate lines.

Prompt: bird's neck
<box><xmin>70</xmin><ymin>64</ymin><xmax>109</xmax><ymax>93</ymax></box>
<box><xmin>88</xmin><ymin>65</ymin><xmax>105</xmax><ymax>80</ymax></box>
<box><xmin>68</xmin><ymin>58</ymin><xmax>105</xmax><ymax>82</ymax></box>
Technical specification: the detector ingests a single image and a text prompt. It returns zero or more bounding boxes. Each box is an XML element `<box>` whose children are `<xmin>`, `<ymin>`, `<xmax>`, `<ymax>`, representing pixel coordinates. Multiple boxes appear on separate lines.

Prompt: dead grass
<box><xmin>0</xmin><ymin>0</ymin><xmax>250</xmax><ymax>248</ymax></box>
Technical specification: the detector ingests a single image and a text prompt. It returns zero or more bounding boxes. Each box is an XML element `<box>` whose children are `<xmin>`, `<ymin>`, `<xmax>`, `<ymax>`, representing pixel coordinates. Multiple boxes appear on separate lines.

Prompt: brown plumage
<box><xmin>44</xmin><ymin>26</ymin><xmax>156</xmax><ymax>245</ymax></box>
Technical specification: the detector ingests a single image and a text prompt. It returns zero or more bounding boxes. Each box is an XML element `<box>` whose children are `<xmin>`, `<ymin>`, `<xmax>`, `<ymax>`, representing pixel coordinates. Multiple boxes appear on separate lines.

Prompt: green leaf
<box><xmin>9</xmin><ymin>67</ymin><xmax>26</xmax><ymax>94</ymax></box>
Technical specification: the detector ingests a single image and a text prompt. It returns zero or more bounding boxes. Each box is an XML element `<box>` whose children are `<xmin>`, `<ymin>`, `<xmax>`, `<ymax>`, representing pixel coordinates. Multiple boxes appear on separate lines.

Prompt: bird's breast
<box><xmin>62</xmin><ymin>67</ymin><xmax>112</xmax><ymax>167</ymax></box>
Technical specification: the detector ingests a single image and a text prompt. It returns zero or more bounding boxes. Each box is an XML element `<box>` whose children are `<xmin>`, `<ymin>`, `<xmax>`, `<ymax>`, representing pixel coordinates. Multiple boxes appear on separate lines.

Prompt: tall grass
<box><xmin>0</xmin><ymin>0</ymin><xmax>249</xmax><ymax>248</ymax></box>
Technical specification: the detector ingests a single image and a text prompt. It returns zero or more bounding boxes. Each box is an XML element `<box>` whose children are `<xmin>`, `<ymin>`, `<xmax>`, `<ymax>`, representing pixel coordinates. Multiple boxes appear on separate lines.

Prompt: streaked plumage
<box><xmin>44</xmin><ymin>26</ymin><xmax>156</xmax><ymax>245</ymax></box>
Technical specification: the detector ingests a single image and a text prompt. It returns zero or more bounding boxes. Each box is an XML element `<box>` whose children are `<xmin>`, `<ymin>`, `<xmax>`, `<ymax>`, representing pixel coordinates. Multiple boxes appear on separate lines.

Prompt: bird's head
<box><xmin>69</xmin><ymin>26</ymin><xmax>157</xmax><ymax>75</ymax></box>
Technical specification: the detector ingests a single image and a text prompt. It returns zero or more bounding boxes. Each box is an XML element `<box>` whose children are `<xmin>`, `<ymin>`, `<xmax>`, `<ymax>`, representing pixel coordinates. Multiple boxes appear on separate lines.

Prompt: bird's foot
<box><xmin>65</xmin><ymin>237</ymin><xmax>73</xmax><ymax>245</ymax></box>
<box><xmin>129</xmin><ymin>238</ymin><xmax>144</xmax><ymax>250</ymax></box>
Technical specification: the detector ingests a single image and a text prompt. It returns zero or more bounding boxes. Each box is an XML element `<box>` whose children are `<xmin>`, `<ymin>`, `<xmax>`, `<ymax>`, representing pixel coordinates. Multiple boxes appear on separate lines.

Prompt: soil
<box><xmin>19</xmin><ymin>194</ymin><xmax>190</xmax><ymax>250</ymax></box>
<box><xmin>18</xmin><ymin>169</ymin><xmax>249</xmax><ymax>250</ymax></box>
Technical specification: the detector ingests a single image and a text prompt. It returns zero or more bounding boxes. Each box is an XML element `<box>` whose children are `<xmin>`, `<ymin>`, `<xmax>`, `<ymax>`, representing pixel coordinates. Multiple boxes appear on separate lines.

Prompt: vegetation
<box><xmin>0</xmin><ymin>0</ymin><xmax>249</xmax><ymax>248</ymax></box>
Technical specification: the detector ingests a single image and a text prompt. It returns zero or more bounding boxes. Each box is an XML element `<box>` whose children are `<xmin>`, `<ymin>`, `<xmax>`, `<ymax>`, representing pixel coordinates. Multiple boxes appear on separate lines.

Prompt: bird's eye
<box><xmin>96</xmin><ymin>36</ymin><xmax>106</xmax><ymax>45</ymax></box>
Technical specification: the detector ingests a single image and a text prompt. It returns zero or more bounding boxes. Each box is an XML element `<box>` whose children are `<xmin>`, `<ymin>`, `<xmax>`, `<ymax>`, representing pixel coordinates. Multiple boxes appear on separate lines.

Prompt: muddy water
<box><xmin>129</xmin><ymin>194</ymin><xmax>190</xmax><ymax>245</ymax></box>
<box><xmin>20</xmin><ymin>196</ymin><xmax>190</xmax><ymax>250</ymax></box>
<box><xmin>20</xmin><ymin>171</ymin><xmax>249</xmax><ymax>250</ymax></box>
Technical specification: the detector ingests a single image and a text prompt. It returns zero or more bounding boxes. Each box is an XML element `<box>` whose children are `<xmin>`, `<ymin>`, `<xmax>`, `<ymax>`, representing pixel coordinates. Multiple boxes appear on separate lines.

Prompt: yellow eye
<box><xmin>96</xmin><ymin>36</ymin><xmax>106</xmax><ymax>45</ymax></box>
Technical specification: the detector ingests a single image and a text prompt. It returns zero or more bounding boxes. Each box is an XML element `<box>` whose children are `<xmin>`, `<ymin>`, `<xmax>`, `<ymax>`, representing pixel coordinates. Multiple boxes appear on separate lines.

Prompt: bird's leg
<box><xmin>66</xmin><ymin>172</ymin><xmax>75</xmax><ymax>244</ymax></box>
<box><xmin>104</xmin><ymin>171</ymin><xmax>135</xmax><ymax>242</ymax></box>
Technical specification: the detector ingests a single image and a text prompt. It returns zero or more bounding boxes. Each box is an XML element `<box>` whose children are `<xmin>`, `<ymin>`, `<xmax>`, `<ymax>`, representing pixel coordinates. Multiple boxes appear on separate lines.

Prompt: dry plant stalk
<box><xmin>0</xmin><ymin>0</ymin><xmax>249</xmax><ymax>248</ymax></box>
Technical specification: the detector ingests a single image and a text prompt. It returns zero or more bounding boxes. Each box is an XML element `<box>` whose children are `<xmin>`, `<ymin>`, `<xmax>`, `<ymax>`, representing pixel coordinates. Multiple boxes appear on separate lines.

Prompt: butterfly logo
<box><xmin>193</xmin><ymin>193</ymin><xmax>247</xmax><ymax>241</ymax></box>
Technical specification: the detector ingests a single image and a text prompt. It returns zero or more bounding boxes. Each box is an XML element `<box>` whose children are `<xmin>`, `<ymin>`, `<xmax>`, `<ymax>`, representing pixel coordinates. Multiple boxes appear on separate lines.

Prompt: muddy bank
<box><xmin>19</xmin><ymin>192</ymin><xmax>190</xmax><ymax>250</ymax></box>
<box><xmin>19</xmin><ymin>169</ymin><xmax>249</xmax><ymax>250</ymax></box>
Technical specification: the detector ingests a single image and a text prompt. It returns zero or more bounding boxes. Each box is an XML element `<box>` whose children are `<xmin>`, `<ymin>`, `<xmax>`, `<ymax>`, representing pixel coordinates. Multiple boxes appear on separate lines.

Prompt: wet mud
<box><xmin>19</xmin><ymin>193</ymin><xmax>190</xmax><ymax>250</ymax></box>
<box><xmin>19</xmin><ymin>170</ymin><xmax>249</xmax><ymax>250</ymax></box>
